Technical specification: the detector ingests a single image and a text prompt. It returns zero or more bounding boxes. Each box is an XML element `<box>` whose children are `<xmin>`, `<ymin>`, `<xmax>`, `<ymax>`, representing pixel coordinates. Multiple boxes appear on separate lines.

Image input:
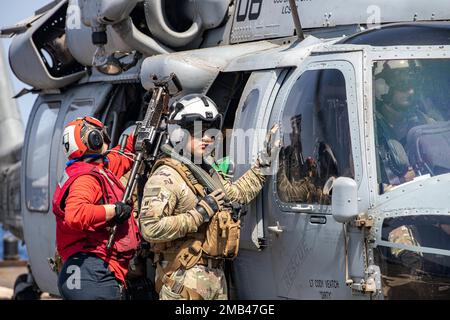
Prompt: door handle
<box><xmin>310</xmin><ymin>215</ymin><xmax>327</xmax><ymax>224</ymax></box>
<box><xmin>290</xmin><ymin>204</ymin><xmax>313</xmax><ymax>213</ymax></box>
<box><xmin>267</xmin><ymin>221</ymin><xmax>283</xmax><ymax>234</ymax></box>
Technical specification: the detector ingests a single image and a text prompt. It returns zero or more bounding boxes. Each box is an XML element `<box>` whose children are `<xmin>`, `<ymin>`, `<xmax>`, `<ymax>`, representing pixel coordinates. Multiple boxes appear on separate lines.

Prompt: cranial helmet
<box><xmin>167</xmin><ymin>94</ymin><xmax>222</xmax><ymax>146</ymax></box>
<box><xmin>62</xmin><ymin>116</ymin><xmax>111</xmax><ymax>160</ymax></box>
<box><xmin>374</xmin><ymin>59</ymin><xmax>422</xmax><ymax>100</ymax></box>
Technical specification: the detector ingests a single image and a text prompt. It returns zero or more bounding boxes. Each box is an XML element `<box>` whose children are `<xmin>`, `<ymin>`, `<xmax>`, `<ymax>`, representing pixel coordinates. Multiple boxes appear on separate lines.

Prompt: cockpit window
<box><xmin>26</xmin><ymin>102</ymin><xmax>60</xmax><ymax>212</ymax></box>
<box><xmin>276</xmin><ymin>69</ymin><xmax>354</xmax><ymax>205</ymax></box>
<box><xmin>375</xmin><ymin>215</ymin><xmax>450</xmax><ymax>299</ymax></box>
<box><xmin>373</xmin><ymin>59</ymin><xmax>450</xmax><ymax>193</ymax></box>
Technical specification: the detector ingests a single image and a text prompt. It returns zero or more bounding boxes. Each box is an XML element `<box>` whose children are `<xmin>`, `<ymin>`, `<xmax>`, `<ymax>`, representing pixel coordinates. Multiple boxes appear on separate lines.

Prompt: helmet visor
<box><xmin>389</xmin><ymin>71</ymin><xmax>419</xmax><ymax>91</ymax></box>
<box><xmin>177</xmin><ymin>113</ymin><xmax>223</xmax><ymax>130</ymax></box>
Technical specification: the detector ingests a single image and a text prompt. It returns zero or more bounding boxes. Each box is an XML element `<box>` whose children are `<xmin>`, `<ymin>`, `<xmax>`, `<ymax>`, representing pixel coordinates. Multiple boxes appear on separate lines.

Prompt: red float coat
<box><xmin>52</xmin><ymin>135</ymin><xmax>140</xmax><ymax>284</ymax></box>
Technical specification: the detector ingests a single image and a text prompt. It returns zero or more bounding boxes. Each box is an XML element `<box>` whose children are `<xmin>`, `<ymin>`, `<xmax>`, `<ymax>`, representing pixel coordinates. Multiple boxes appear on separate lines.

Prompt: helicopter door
<box><xmin>22</xmin><ymin>97</ymin><xmax>61</xmax><ymax>294</ymax></box>
<box><xmin>22</xmin><ymin>83</ymin><xmax>113</xmax><ymax>295</ymax></box>
<box><xmin>230</xmin><ymin>69</ymin><xmax>289</xmax><ymax>250</ymax></box>
<box><xmin>229</xmin><ymin>69</ymin><xmax>290</xmax><ymax>299</ymax></box>
<box><xmin>265</xmin><ymin>56</ymin><xmax>366</xmax><ymax>299</ymax></box>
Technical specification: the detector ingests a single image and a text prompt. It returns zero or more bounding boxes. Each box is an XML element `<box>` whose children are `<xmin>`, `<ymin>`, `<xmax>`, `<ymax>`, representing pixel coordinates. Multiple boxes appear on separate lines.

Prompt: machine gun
<box><xmin>106</xmin><ymin>73</ymin><xmax>182</xmax><ymax>250</ymax></box>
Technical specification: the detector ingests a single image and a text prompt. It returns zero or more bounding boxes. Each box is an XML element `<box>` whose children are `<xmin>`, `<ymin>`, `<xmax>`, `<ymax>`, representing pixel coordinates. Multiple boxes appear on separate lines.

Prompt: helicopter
<box><xmin>2</xmin><ymin>0</ymin><xmax>450</xmax><ymax>300</ymax></box>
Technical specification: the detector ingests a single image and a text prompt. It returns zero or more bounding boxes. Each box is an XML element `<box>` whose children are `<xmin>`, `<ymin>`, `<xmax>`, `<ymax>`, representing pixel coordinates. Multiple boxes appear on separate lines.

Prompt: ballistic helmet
<box><xmin>167</xmin><ymin>94</ymin><xmax>222</xmax><ymax>145</ymax></box>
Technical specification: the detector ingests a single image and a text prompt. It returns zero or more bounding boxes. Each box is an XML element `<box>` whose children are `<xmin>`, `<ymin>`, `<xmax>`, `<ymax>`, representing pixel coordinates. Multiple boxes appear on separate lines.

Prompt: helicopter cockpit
<box><xmin>373</xmin><ymin>58</ymin><xmax>450</xmax><ymax>192</ymax></box>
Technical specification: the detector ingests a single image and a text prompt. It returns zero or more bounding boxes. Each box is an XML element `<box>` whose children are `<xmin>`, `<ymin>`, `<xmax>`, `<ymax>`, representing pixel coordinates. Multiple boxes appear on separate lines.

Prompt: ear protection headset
<box><xmin>82</xmin><ymin>117</ymin><xmax>106</xmax><ymax>151</ymax></box>
<box><xmin>63</xmin><ymin>116</ymin><xmax>111</xmax><ymax>160</ymax></box>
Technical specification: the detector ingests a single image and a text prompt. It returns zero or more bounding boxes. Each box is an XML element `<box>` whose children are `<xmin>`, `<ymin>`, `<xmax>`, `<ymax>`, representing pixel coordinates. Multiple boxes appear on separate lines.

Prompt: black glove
<box><xmin>195</xmin><ymin>189</ymin><xmax>225</xmax><ymax>223</ymax></box>
<box><xmin>113</xmin><ymin>201</ymin><xmax>132</xmax><ymax>224</ymax></box>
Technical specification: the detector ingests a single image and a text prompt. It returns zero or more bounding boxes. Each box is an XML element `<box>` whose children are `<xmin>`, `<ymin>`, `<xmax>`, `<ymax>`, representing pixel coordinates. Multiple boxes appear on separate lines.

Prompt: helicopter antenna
<box><xmin>288</xmin><ymin>0</ymin><xmax>305</xmax><ymax>41</ymax></box>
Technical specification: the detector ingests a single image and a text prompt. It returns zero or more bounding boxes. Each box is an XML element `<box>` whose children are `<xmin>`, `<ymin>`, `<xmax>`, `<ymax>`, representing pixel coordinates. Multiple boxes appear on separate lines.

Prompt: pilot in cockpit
<box><xmin>374</xmin><ymin>59</ymin><xmax>444</xmax><ymax>187</ymax></box>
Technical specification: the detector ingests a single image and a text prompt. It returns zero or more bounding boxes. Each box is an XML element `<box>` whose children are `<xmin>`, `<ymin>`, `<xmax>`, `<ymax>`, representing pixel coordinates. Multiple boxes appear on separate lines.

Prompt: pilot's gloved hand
<box><xmin>195</xmin><ymin>189</ymin><xmax>225</xmax><ymax>223</ymax></box>
<box><xmin>256</xmin><ymin>124</ymin><xmax>280</xmax><ymax>168</ymax></box>
<box><xmin>113</xmin><ymin>201</ymin><xmax>132</xmax><ymax>224</ymax></box>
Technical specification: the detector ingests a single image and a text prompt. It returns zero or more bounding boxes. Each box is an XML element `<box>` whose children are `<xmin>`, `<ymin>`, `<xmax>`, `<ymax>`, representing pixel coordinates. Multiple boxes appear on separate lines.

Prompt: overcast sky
<box><xmin>0</xmin><ymin>0</ymin><xmax>51</xmax><ymax>126</ymax></box>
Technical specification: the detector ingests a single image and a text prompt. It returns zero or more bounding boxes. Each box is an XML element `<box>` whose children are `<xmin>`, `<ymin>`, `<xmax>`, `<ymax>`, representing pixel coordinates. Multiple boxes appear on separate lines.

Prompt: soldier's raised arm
<box><xmin>220</xmin><ymin>166</ymin><xmax>266</xmax><ymax>205</ymax></box>
<box><xmin>219</xmin><ymin>124</ymin><xmax>280</xmax><ymax>205</ymax></box>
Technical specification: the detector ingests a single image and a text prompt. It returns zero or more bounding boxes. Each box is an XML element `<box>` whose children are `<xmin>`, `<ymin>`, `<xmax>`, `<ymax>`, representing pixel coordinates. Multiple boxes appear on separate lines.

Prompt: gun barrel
<box><xmin>106</xmin><ymin>151</ymin><xmax>144</xmax><ymax>250</ymax></box>
<box><xmin>106</xmin><ymin>225</ymin><xmax>117</xmax><ymax>250</ymax></box>
<box><xmin>122</xmin><ymin>152</ymin><xmax>143</xmax><ymax>203</ymax></box>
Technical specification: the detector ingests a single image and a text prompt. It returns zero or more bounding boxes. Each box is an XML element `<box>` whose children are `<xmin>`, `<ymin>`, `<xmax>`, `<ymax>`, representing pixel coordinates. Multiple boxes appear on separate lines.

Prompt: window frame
<box><xmin>362</xmin><ymin>48</ymin><xmax>450</xmax><ymax>204</ymax></box>
<box><xmin>374</xmin><ymin>211</ymin><xmax>450</xmax><ymax>258</ymax></box>
<box><xmin>25</xmin><ymin>101</ymin><xmax>61</xmax><ymax>213</ymax></box>
<box><xmin>371</xmin><ymin>57</ymin><xmax>450</xmax><ymax>192</ymax></box>
<box><xmin>272</xmin><ymin>60</ymin><xmax>361</xmax><ymax>214</ymax></box>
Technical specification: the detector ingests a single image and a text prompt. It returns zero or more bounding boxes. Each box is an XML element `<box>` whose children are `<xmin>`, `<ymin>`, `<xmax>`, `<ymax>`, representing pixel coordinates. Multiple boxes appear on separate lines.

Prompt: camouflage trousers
<box><xmin>158</xmin><ymin>264</ymin><xmax>227</xmax><ymax>300</ymax></box>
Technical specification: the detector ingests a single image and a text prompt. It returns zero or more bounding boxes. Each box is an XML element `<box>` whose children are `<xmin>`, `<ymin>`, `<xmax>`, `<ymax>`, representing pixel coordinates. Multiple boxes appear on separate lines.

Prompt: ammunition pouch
<box><xmin>177</xmin><ymin>238</ymin><xmax>204</xmax><ymax>269</ymax></box>
<box><xmin>202</xmin><ymin>210</ymin><xmax>241</xmax><ymax>259</ymax></box>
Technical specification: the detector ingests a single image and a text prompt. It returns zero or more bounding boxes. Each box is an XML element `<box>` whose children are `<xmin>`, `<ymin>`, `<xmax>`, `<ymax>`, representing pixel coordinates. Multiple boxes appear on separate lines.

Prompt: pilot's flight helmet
<box><xmin>167</xmin><ymin>94</ymin><xmax>222</xmax><ymax>146</ymax></box>
<box><xmin>62</xmin><ymin>116</ymin><xmax>111</xmax><ymax>160</ymax></box>
<box><xmin>374</xmin><ymin>59</ymin><xmax>422</xmax><ymax>101</ymax></box>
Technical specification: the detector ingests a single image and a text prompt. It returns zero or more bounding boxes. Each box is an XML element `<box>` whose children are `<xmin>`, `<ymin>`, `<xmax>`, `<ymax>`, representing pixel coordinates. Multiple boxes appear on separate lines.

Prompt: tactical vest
<box><xmin>151</xmin><ymin>157</ymin><xmax>241</xmax><ymax>264</ymax></box>
<box><xmin>52</xmin><ymin>161</ymin><xmax>140</xmax><ymax>264</ymax></box>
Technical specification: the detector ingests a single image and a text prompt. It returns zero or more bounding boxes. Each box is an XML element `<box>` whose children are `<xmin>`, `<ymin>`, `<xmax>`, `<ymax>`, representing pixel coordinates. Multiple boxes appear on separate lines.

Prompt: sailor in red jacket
<box><xmin>53</xmin><ymin>116</ymin><xmax>140</xmax><ymax>300</ymax></box>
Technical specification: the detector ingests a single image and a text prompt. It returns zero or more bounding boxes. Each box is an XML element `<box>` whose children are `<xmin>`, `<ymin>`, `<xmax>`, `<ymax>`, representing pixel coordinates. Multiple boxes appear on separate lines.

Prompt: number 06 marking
<box><xmin>236</xmin><ymin>0</ymin><xmax>263</xmax><ymax>22</ymax></box>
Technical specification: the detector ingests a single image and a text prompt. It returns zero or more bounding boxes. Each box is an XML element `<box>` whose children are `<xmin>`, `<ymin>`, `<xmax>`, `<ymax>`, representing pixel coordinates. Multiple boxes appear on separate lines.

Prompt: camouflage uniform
<box><xmin>139</xmin><ymin>158</ymin><xmax>266</xmax><ymax>300</ymax></box>
<box><xmin>276</xmin><ymin>168</ymin><xmax>325</xmax><ymax>204</ymax></box>
<box><xmin>276</xmin><ymin>152</ymin><xmax>328</xmax><ymax>204</ymax></box>
<box><xmin>388</xmin><ymin>225</ymin><xmax>422</xmax><ymax>269</ymax></box>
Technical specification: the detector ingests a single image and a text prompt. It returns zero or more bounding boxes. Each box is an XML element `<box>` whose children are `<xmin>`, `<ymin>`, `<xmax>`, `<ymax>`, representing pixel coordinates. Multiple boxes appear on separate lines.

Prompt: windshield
<box><xmin>374</xmin><ymin>215</ymin><xmax>450</xmax><ymax>299</ymax></box>
<box><xmin>373</xmin><ymin>59</ymin><xmax>450</xmax><ymax>193</ymax></box>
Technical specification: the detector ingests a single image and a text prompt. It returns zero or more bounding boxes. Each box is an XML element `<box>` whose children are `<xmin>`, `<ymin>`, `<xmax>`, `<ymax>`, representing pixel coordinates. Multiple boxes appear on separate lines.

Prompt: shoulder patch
<box><xmin>148</xmin><ymin>187</ymin><xmax>161</xmax><ymax>197</ymax></box>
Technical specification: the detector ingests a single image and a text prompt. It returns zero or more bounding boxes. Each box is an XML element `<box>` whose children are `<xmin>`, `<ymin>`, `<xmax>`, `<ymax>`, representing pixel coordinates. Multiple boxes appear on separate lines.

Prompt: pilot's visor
<box><xmin>391</xmin><ymin>76</ymin><xmax>417</xmax><ymax>91</ymax></box>
<box><xmin>176</xmin><ymin>113</ymin><xmax>223</xmax><ymax>129</ymax></box>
